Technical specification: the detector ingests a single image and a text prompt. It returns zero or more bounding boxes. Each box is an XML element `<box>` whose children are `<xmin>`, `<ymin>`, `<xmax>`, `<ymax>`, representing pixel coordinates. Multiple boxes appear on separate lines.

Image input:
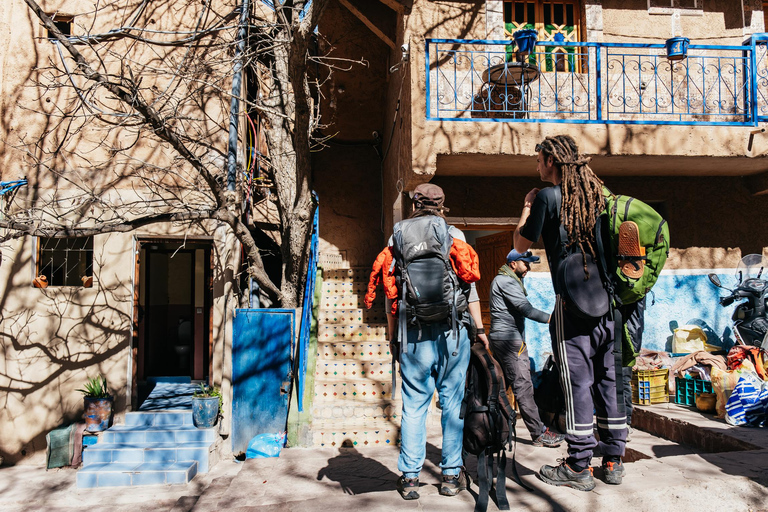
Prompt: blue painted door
<box><xmin>231</xmin><ymin>309</ymin><xmax>294</xmax><ymax>454</ymax></box>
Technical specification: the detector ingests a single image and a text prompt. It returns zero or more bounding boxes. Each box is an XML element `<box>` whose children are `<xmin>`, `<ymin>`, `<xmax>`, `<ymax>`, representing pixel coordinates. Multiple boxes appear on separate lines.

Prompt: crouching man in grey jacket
<box><xmin>489</xmin><ymin>249</ymin><xmax>564</xmax><ymax>448</ymax></box>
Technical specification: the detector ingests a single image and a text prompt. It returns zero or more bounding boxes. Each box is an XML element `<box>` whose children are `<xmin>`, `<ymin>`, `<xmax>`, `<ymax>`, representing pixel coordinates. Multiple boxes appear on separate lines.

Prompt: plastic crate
<box><xmin>674</xmin><ymin>376</ymin><xmax>714</xmax><ymax>406</ymax></box>
<box><xmin>631</xmin><ymin>369</ymin><xmax>669</xmax><ymax>405</ymax></box>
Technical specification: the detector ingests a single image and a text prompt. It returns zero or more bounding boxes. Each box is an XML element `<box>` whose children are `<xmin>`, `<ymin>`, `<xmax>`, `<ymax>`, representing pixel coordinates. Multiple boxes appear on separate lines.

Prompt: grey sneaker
<box><xmin>538</xmin><ymin>460</ymin><xmax>595</xmax><ymax>492</ymax></box>
<box><xmin>602</xmin><ymin>460</ymin><xmax>625</xmax><ymax>485</ymax></box>
<box><xmin>397</xmin><ymin>475</ymin><xmax>420</xmax><ymax>500</ymax></box>
<box><xmin>533</xmin><ymin>428</ymin><xmax>565</xmax><ymax>448</ymax></box>
<box><xmin>626</xmin><ymin>426</ymin><xmax>633</xmax><ymax>443</ymax></box>
<box><xmin>439</xmin><ymin>468</ymin><xmax>471</xmax><ymax>496</ymax></box>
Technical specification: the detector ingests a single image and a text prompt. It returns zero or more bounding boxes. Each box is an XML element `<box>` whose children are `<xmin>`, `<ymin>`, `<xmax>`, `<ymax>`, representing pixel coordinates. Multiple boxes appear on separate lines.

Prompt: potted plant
<box><xmin>77</xmin><ymin>375</ymin><xmax>114</xmax><ymax>432</ymax></box>
<box><xmin>192</xmin><ymin>383</ymin><xmax>222</xmax><ymax>428</ymax></box>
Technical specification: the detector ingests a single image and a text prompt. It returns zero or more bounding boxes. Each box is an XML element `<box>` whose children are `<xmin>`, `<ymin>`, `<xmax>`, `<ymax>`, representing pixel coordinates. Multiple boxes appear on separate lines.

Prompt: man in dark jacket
<box><xmin>489</xmin><ymin>249</ymin><xmax>564</xmax><ymax>448</ymax></box>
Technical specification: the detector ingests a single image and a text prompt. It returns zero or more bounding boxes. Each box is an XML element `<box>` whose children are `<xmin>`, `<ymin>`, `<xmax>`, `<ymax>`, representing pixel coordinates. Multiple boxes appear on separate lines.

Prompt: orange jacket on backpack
<box><xmin>364</xmin><ymin>238</ymin><xmax>480</xmax><ymax>313</ymax></box>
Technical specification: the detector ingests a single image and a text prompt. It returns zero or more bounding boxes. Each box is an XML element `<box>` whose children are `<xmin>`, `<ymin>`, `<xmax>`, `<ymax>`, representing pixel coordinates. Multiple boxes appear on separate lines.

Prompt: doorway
<box><xmin>134</xmin><ymin>240</ymin><xmax>212</xmax><ymax>384</ymax></box>
<box><xmin>473</xmin><ymin>230</ymin><xmax>515</xmax><ymax>328</ymax></box>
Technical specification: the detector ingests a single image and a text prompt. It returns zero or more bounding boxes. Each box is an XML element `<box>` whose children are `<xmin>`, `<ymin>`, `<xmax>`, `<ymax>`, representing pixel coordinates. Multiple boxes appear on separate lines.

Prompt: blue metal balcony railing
<box><xmin>426</xmin><ymin>36</ymin><xmax>768</xmax><ymax>126</ymax></box>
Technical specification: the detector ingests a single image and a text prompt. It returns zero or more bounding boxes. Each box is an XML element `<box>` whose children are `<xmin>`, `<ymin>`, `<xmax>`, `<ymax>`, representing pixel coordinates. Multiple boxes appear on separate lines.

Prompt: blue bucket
<box><xmin>665</xmin><ymin>37</ymin><xmax>690</xmax><ymax>61</ymax></box>
<box><xmin>513</xmin><ymin>29</ymin><xmax>538</xmax><ymax>54</ymax></box>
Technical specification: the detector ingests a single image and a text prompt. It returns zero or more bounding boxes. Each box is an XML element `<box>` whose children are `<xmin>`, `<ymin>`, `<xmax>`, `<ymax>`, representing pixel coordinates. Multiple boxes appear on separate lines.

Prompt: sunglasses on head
<box><xmin>535</xmin><ymin>143</ymin><xmax>543</xmax><ymax>152</ymax></box>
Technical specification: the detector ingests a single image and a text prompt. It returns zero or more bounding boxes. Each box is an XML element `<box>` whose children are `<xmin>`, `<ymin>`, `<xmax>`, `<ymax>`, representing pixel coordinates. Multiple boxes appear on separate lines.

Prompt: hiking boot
<box><xmin>538</xmin><ymin>460</ymin><xmax>596</xmax><ymax>492</ymax></box>
<box><xmin>533</xmin><ymin>428</ymin><xmax>565</xmax><ymax>448</ymax></box>
<box><xmin>439</xmin><ymin>468</ymin><xmax>471</xmax><ymax>496</ymax></box>
<box><xmin>397</xmin><ymin>475</ymin><xmax>420</xmax><ymax>500</ymax></box>
<box><xmin>602</xmin><ymin>460</ymin><xmax>625</xmax><ymax>485</ymax></box>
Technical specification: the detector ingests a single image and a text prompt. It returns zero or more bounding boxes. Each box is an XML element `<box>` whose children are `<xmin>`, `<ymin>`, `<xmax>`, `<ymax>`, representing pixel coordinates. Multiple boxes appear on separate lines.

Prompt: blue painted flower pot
<box><xmin>83</xmin><ymin>397</ymin><xmax>113</xmax><ymax>432</ymax></box>
<box><xmin>513</xmin><ymin>29</ymin><xmax>538</xmax><ymax>54</ymax></box>
<box><xmin>665</xmin><ymin>37</ymin><xmax>690</xmax><ymax>61</ymax></box>
<box><xmin>192</xmin><ymin>396</ymin><xmax>219</xmax><ymax>428</ymax></box>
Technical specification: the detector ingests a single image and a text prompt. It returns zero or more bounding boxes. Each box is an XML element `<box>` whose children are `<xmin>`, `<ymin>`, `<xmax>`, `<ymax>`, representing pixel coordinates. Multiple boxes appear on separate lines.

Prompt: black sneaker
<box><xmin>602</xmin><ymin>460</ymin><xmax>625</xmax><ymax>485</ymax></box>
<box><xmin>439</xmin><ymin>468</ymin><xmax>471</xmax><ymax>496</ymax></box>
<box><xmin>538</xmin><ymin>460</ymin><xmax>595</xmax><ymax>492</ymax></box>
<box><xmin>533</xmin><ymin>428</ymin><xmax>565</xmax><ymax>448</ymax></box>
<box><xmin>397</xmin><ymin>475</ymin><xmax>420</xmax><ymax>500</ymax></box>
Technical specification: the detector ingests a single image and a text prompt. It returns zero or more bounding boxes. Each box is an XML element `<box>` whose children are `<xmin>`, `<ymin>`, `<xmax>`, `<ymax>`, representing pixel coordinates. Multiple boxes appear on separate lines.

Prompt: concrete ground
<box><xmin>1</xmin><ymin>405</ymin><xmax>767</xmax><ymax>512</ymax></box>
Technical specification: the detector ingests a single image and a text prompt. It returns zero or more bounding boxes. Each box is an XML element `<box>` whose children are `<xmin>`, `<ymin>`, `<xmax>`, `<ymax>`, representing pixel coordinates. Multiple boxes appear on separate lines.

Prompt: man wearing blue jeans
<box><xmin>387</xmin><ymin>183</ymin><xmax>487</xmax><ymax>500</ymax></box>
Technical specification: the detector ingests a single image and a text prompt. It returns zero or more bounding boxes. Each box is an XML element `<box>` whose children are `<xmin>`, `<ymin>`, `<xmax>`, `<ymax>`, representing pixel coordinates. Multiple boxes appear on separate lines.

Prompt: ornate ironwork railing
<box><xmin>426</xmin><ymin>36</ymin><xmax>768</xmax><ymax>126</ymax></box>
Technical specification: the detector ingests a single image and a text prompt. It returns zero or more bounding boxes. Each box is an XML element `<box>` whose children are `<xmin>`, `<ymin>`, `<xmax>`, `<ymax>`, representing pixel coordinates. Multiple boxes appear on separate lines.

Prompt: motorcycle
<box><xmin>708</xmin><ymin>254</ymin><xmax>768</xmax><ymax>350</ymax></box>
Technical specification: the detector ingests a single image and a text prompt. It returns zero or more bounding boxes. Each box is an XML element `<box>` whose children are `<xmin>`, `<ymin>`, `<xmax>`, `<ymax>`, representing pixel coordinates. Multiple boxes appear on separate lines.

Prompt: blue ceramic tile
<box><xmin>98</xmin><ymin>471</ymin><xmax>132</xmax><ymax>487</ymax></box>
<box><xmin>144</xmin><ymin>448</ymin><xmax>177</xmax><ymax>463</ymax></box>
<box><xmin>111</xmin><ymin>449</ymin><xmax>144</xmax><ymax>463</ymax></box>
<box><xmin>131</xmin><ymin>471</ymin><xmax>167</xmax><ymax>486</ymax></box>
<box><xmin>76</xmin><ymin>472</ymin><xmax>99</xmax><ymax>488</ymax></box>
<box><xmin>82</xmin><ymin>449</ymin><xmax>111</xmax><ymax>464</ymax></box>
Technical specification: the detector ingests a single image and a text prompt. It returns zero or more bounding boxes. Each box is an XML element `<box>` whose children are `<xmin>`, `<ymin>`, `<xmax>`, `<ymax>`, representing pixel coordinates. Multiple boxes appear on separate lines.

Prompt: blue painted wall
<box><xmin>521</xmin><ymin>270</ymin><xmax>738</xmax><ymax>371</ymax></box>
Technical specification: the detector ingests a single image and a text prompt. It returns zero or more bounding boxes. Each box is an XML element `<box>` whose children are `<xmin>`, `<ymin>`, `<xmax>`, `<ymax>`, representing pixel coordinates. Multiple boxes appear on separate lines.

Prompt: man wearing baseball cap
<box><xmin>489</xmin><ymin>249</ymin><xmax>564</xmax><ymax>449</ymax></box>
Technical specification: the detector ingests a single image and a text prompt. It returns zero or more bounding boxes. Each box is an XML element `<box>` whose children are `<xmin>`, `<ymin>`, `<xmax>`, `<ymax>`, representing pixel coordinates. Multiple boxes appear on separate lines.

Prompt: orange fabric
<box><xmin>450</xmin><ymin>238</ymin><xmax>481</xmax><ymax>284</ymax></box>
<box><xmin>727</xmin><ymin>346</ymin><xmax>767</xmax><ymax>380</ymax></box>
<box><xmin>365</xmin><ymin>247</ymin><xmax>398</xmax><ymax>314</ymax></box>
<box><xmin>365</xmin><ymin>239</ymin><xmax>480</xmax><ymax>314</ymax></box>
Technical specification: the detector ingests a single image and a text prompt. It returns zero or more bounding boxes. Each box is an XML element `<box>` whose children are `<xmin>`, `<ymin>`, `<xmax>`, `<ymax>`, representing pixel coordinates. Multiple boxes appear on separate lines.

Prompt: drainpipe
<box><xmin>227</xmin><ymin>0</ymin><xmax>250</xmax><ymax>192</ymax></box>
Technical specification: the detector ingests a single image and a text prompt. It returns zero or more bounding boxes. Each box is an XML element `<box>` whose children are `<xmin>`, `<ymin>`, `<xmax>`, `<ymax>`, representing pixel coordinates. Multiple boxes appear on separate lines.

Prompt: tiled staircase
<box><xmin>77</xmin><ymin>410</ymin><xmax>218</xmax><ymax>488</ymax></box>
<box><xmin>310</xmin><ymin>267</ymin><xmax>439</xmax><ymax>448</ymax></box>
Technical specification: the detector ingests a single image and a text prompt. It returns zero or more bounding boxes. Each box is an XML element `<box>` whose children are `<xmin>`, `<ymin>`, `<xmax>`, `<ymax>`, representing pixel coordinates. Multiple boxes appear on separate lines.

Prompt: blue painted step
<box><xmin>77</xmin><ymin>410</ymin><xmax>217</xmax><ymax>488</ymax></box>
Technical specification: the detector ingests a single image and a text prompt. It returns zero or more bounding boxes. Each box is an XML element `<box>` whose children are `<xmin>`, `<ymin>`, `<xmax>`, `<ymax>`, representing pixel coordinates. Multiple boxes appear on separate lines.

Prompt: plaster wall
<box><xmin>0</xmin><ymin>216</ymin><xmax>238</xmax><ymax>464</ymax></box>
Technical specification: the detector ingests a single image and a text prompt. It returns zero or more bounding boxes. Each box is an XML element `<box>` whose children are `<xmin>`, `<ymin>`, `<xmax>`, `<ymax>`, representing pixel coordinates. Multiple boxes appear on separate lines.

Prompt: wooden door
<box><xmin>474</xmin><ymin>231</ymin><xmax>515</xmax><ymax>329</ymax></box>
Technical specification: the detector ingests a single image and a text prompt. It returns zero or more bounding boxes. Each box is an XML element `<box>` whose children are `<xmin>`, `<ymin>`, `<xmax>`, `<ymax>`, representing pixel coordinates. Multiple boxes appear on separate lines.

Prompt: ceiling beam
<box><xmin>338</xmin><ymin>0</ymin><xmax>396</xmax><ymax>49</ymax></box>
<box><xmin>744</xmin><ymin>170</ymin><xmax>768</xmax><ymax>195</ymax></box>
<box><xmin>375</xmin><ymin>0</ymin><xmax>412</xmax><ymax>13</ymax></box>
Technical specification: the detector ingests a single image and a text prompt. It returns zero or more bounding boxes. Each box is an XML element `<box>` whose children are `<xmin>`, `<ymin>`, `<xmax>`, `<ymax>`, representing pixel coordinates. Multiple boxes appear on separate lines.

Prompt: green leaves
<box><xmin>77</xmin><ymin>375</ymin><xmax>111</xmax><ymax>398</ymax></box>
<box><xmin>193</xmin><ymin>383</ymin><xmax>223</xmax><ymax>415</ymax></box>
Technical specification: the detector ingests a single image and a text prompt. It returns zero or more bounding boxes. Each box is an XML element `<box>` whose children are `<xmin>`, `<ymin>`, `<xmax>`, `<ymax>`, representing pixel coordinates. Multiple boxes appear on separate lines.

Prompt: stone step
<box><xmin>77</xmin><ymin>461</ymin><xmax>198</xmax><ymax>488</ymax></box>
<box><xmin>82</xmin><ymin>441</ymin><xmax>214</xmax><ymax>471</ymax></box>
<box><xmin>315</xmin><ymin>359</ymin><xmax>393</xmax><ymax>381</ymax></box>
<box><xmin>100</xmin><ymin>425</ymin><xmax>217</xmax><ymax>445</ymax></box>
<box><xmin>311</xmin><ymin>423</ymin><xmax>400</xmax><ymax>448</ymax></box>
<box><xmin>321</xmin><ymin>280</ymin><xmax>369</xmax><ymax>296</ymax></box>
<box><xmin>318</xmin><ymin>324</ymin><xmax>387</xmax><ymax>342</ymax></box>
<box><xmin>311</xmin><ymin>400</ymin><xmax>402</xmax><ymax>422</ymax></box>
<box><xmin>318</xmin><ymin>308</ymin><xmax>388</xmax><ymax>326</ymax></box>
<box><xmin>317</xmin><ymin>341</ymin><xmax>392</xmax><ymax>362</ymax></box>
<box><xmin>124</xmin><ymin>411</ymin><xmax>194</xmax><ymax>427</ymax></box>
<box><xmin>315</xmin><ymin>380</ymin><xmax>395</xmax><ymax>402</ymax></box>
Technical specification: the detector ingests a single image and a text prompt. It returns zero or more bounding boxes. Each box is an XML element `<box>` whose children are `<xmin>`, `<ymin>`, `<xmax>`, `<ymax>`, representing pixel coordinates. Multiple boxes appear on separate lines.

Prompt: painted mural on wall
<box><xmin>522</xmin><ymin>270</ymin><xmax>739</xmax><ymax>372</ymax></box>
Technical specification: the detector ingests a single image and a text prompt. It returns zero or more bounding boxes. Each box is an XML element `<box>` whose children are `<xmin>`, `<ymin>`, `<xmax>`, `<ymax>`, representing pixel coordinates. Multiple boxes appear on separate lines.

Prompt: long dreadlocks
<box><xmin>537</xmin><ymin>135</ymin><xmax>605</xmax><ymax>271</ymax></box>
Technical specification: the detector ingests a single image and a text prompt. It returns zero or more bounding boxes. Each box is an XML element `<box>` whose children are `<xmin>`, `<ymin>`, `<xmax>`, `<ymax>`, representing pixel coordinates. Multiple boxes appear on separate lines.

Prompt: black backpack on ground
<box><xmin>392</xmin><ymin>215</ymin><xmax>467</xmax><ymax>352</ymax></box>
<box><xmin>462</xmin><ymin>344</ymin><xmax>532</xmax><ymax>512</ymax></box>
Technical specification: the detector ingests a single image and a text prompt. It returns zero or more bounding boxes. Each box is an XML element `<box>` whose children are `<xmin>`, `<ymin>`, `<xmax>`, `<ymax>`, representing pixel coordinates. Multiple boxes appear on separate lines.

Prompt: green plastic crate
<box><xmin>631</xmin><ymin>369</ymin><xmax>669</xmax><ymax>405</ymax></box>
<box><xmin>674</xmin><ymin>376</ymin><xmax>714</xmax><ymax>406</ymax></box>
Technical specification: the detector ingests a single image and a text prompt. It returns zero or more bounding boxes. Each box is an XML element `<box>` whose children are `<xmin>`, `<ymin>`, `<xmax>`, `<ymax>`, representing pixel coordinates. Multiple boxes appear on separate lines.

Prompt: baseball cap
<box><xmin>410</xmin><ymin>183</ymin><xmax>445</xmax><ymax>208</ymax></box>
<box><xmin>507</xmin><ymin>249</ymin><xmax>540</xmax><ymax>264</ymax></box>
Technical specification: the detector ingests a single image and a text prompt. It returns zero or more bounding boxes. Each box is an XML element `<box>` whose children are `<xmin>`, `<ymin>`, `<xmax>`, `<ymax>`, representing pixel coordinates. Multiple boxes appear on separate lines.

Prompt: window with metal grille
<box><xmin>648</xmin><ymin>0</ymin><xmax>699</xmax><ymax>10</ymax></box>
<box><xmin>37</xmin><ymin>237</ymin><xmax>94</xmax><ymax>287</ymax></box>
<box><xmin>503</xmin><ymin>1</ymin><xmax>582</xmax><ymax>71</ymax></box>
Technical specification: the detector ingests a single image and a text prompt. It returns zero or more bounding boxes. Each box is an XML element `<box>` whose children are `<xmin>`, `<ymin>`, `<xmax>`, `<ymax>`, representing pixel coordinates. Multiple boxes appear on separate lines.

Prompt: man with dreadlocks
<box><xmin>514</xmin><ymin>135</ymin><xmax>627</xmax><ymax>491</ymax></box>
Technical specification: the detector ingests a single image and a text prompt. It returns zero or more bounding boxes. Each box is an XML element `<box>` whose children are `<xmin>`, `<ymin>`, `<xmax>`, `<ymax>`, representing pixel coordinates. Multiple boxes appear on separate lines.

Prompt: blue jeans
<box><xmin>398</xmin><ymin>322</ymin><xmax>470</xmax><ymax>479</ymax></box>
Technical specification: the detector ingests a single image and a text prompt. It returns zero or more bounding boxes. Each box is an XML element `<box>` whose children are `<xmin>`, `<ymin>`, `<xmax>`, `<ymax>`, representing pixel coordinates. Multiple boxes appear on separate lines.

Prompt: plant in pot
<box><xmin>192</xmin><ymin>384</ymin><xmax>222</xmax><ymax>428</ymax></box>
<box><xmin>77</xmin><ymin>375</ymin><xmax>114</xmax><ymax>432</ymax></box>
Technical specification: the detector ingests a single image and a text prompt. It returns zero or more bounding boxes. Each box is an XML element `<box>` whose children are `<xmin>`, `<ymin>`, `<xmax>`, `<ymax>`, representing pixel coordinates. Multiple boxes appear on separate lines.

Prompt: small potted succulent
<box><xmin>192</xmin><ymin>383</ymin><xmax>222</xmax><ymax>428</ymax></box>
<box><xmin>77</xmin><ymin>375</ymin><xmax>114</xmax><ymax>432</ymax></box>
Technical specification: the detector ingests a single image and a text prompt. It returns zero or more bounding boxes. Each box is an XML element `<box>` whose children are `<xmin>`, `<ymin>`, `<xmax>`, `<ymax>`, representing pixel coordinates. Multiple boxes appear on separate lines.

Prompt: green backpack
<box><xmin>601</xmin><ymin>187</ymin><xmax>670</xmax><ymax>306</ymax></box>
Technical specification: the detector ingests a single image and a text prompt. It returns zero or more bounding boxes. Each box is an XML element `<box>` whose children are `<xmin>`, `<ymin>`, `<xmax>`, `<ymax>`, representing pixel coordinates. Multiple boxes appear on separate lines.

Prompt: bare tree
<box><xmin>2</xmin><ymin>0</ymin><xmax>333</xmax><ymax>308</ymax></box>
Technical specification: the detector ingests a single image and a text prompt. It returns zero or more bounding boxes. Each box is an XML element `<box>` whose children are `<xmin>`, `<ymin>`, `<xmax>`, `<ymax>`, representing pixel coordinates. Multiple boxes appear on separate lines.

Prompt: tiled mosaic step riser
<box><xmin>318</xmin><ymin>309</ymin><xmax>388</xmax><ymax>326</ymax></box>
<box><xmin>312</xmin><ymin>428</ymin><xmax>400</xmax><ymax>448</ymax></box>
<box><xmin>319</xmin><ymin>325</ymin><xmax>387</xmax><ymax>341</ymax></box>
<box><xmin>316</xmin><ymin>360</ymin><xmax>393</xmax><ymax>381</ymax></box>
<box><xmin>315</xmin><ymin>381</ymin><xmax>395</xmax><ymax>402</ymax></box>
<box><xmin>312</xmin><ymin>402</ymin><xmax>401</xmax><ymax>421</ymax></box>
<box><xmin>83</xmin><ymin>444</ymin><xmax>211</xmax><ymax>467</ymax></box>
<box><xmin>320</xmin><ymin>295</ymin><xmax>383</xmax><ymax>310</ymax></box>
<box><xmin>321</xmin><ymin>281</ymin><xmax>369</xmax><ymax>295</ymax></box>
<box><xmin>317</xmin><ymin>341</ymin><xmax>391</xmax><ymax>360</ymax></box>
<box><xmin>323</xmin><ymin>268</ymin><xmax>370</xmax><ymax>282</ymax></box>
<box><xmin>77</xmin><ymin>462</ymin><xmax>197</xmax><ymax>488</ymax></box>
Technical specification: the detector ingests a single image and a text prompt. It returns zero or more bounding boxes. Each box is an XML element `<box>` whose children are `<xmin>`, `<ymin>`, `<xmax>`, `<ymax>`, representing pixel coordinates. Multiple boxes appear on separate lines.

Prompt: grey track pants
<box><xmin>489</xmin><ymin>337</ymin><xmax>544</xmax><ymax>439</ymax></box>
<box><xmin>550</xmin><ymin>297</ymin><xmax>627</xmax><ymax>466</ymax></box>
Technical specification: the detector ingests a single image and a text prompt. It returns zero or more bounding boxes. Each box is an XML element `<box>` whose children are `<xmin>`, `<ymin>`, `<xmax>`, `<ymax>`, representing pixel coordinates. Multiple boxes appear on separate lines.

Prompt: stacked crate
<box><xmin>310</xmin><ymin>267</ymin><xmax>441</xmax><ymax>448</ymax></box>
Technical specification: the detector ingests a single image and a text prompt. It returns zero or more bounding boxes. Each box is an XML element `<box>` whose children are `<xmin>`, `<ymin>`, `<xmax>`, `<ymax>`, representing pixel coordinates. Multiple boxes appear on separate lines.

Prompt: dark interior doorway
<box><xmin>135</xmin><ymin>240</ymin><xmax>212</xmax><ymax>383</ymax></box>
